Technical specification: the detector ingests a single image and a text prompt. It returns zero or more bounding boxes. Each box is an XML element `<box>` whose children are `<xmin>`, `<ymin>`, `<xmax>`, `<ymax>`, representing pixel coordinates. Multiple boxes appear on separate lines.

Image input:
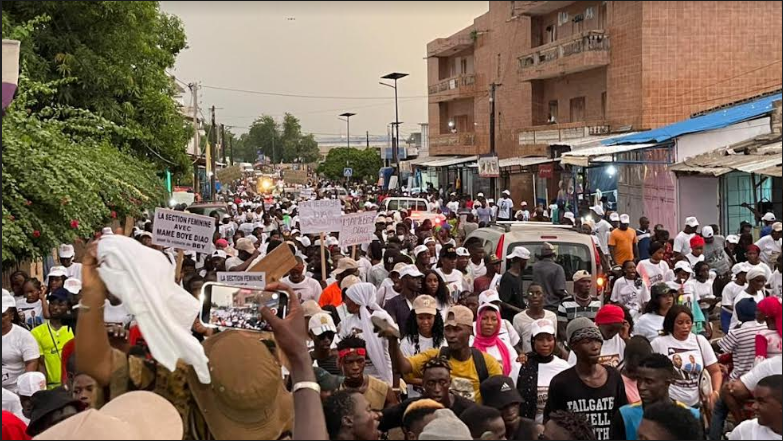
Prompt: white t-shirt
<box><xmin>64</xmin><ymin>262</ymin><xmax>83</xmax><ymax>281</ymax></box>
<box><xmin>667</xmin><ymin>280</ymin><xmax>699</xmax><ymax>311</ymax></box>
<box><xmin>772</xmin><ymin>270</ymin><xmax>782</xmax><ymax>299</ymax></box>
<box><xmin>446</xmin><ymin>201</ymin><xmax>459</xmax><ymax>214</ymax></box>
<box><xmin>721</xmin><ymin>281</ymin><xmax>747</xmax><ymax>308</ymax></box>
<box><xmin>568</xmin><ymin>333</ymin><xmax>626</xmax><ymax>369</ymax></box>
<box><xmin>755</xmin><ymin>235</ymin><xmax>782</xmax><ymax>266</ymax></box>
<box><xmin>513</xmin><ymin>310</ymin><xmax>558</xmax><ymax>354</ymax></box>
<box><xmin>651</xmin><ymin>333</ymin><xmax>718</xmax><ymax>406</ymax></box>
<box><xmin>15</xmin><ymin>299</ymin><xmax>43</xmax><ymax>329</ymax></box>
<box><xmin>674</xmin><ymin>231</ymin><xmax>695</xmax><ymax>256</ymax></box>
<box><xmin>729</xmin><ymin>418</ymin><xmax>782</xmax><ymax>440</ymax></box>
<box><xmin>282</xmin><ymin>276</ymin><xmax>323</xmax><ymax>302</ymax></box>
<box><xmin>730</xmin><ymin>291</ymin><xmax>766</xmax><ymax>330</ymax></box>
<box><xmin>611</xmin><ymin>278</ymin><xmax>651</xmax><ymax>319</ymax></box>
<box><xmin>594</xmin><ymin>220</ymin><xmax>613</xmax><ymax>254</ymax></box>
<box><xmin>2</xmin><ymin>325</ymin><xmax>40</xmax><ymax>393</ymax></box>
<box><xmin>104</xmin><ymin>301</ymin><xmax>133</xmax><ymax>326</ymax></box>
<box><xmin>634</xmin><ymin>313</ymin><xmax>665</xmax><ymax>342</ymax></box>
<box><xmin>357</xmin><ymin>257</ymin><xmax>372</xmax><ymax>282</ymax></box>
<box><xmin>515</xmin><ymin>209</ymin><xmax>531</xmax><ymax>221</ymax></box>
<box><xmin>375</xmin><ymin>279</ymin><xmax>399</xmax><ymax>308</ymax></box>
<box><xmin>741</xmin><ymin>356</ymin><xmax>782</xmax><ymax>390</ymax></box>
<box><xmin>436</xmin><ymin>268</ymin><xmax>468</xmax><ymax>300</ymax></box>
<box><xmin>498</xmin><ymin>198</ymin><xmax>514</xmax><ymax>219</ymax></box>
<box><xmin>535</xmin><ymin>357</ymin><xmax>571</xmax><ymax>423</ymax></box>
<box><xmin>636</xmin><ymin>259</ymin><xmax>670</xmax><ymax>290</ymax></box>
<box><xmin>468</xmin><ymin>260</ymin><xmax>487</xmax><ymax>279</ymax></box>
<box><xmin>2</xmin><ymin>387</ymin><xmax>26</xmax><ymax>423</ymax></box>
<box><xmin>688</xmin><ymin>273</ymin><xmax>716</xmax><ymax>301</ymax></box>
<box><xmin>685</xmin><ymin>253</ymin><xmax>705</xmax><ymax>268</ymax></box>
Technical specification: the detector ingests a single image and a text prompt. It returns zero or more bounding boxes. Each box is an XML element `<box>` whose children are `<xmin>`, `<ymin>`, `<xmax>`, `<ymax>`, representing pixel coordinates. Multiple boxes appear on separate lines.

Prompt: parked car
<box><xmin>187</xmin><ymin>202</ymin><xmax>228</xmax><ymax>219</ymax></box>
<box><xmin>382</xmin><ymin>197</ymin><xmax>445</xmax><ymax>224</ymax></box>
<box><xmin>466</xmin><ymin>223</ymin><xmax>602</xmax><ymax>298</ymax></box>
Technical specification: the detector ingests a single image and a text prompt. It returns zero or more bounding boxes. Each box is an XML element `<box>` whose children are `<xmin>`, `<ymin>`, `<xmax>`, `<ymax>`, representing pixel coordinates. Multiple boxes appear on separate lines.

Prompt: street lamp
<box><xmin>380</xmin><ymin>72</ymin><xmax>408</xmax><ymax>173</ymax></box>
<box><xmin>338</xmin><ymin>112</ymin><xmax>356</xmax><ymax>149</ymax></box>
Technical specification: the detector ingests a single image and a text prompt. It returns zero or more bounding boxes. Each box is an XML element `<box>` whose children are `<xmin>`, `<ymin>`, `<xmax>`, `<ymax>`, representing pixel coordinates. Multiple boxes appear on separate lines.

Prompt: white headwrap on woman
<box><xmin>746</xmin><ymin>266</ymin><xmax>768</xmax><ymax>283</ymax></box>
<box><xmin>346</xmin><ymin>282</ymin><xmax>394</xmax><ymax>385</ymax></box>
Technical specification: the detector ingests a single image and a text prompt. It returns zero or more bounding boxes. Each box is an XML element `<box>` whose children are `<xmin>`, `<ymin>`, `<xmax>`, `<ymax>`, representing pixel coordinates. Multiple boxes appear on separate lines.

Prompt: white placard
<box><xmin>216</xmin><ymin>272</ymin><xmax>266</xmax><ymax>287</ymax></box>
<box><xmin>340</xmin><ymin>211</ymin><xmax>378</xmax><ymax>247</ymax></box>
<box><xmin>152</xmin><ymin>208</ymin><xmax>215</xmax><ymax>253</ymax></box>
<box><xmin>298</xmin><ymin>199</ymin><xmax>342</xmax><ymax>234</ymax></box>
<box><xmin>300</xmin><ymin>188</ymin><xmax>314</xmax><ymax>199</ymax></box>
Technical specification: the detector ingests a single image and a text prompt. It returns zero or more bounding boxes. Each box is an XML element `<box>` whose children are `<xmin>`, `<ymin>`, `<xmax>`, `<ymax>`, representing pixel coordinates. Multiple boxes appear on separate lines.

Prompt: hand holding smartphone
<box><xmin>199</xmin><ymin>282</ymin><xmax>289</xmax><ymax>332</ymax></box>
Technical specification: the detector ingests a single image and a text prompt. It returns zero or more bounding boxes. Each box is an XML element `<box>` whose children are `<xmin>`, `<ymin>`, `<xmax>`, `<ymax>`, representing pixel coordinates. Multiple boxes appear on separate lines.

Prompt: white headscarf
<box><xmin>346</xmin><ymin>282</ymin><xmax>393</xmax><ymax>384</ymax></box>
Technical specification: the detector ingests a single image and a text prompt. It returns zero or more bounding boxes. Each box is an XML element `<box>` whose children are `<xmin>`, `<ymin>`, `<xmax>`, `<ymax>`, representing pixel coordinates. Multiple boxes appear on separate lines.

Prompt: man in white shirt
<box><xmin>729</xmin><ymin>374</ymin><xmax>782</xmax><ymax>440</ymax></box>
<box><xmin>755</xmin><ymin>222</ymin><xmax>782</xmax><ymax>266</ymax></box>
<box><xmin>637</xmin><ymin>242</ymin><xmax>670</xmax><ymax>289</ymax></box>
<box><xmin>591</xmin><ymin>206</ymin><xmax>613</xmax><ymax>256</ymax></box>
<box><xmin>282</xmin><ymin>256</ymin><xmax>323</xmax><ymax>302</ymax></box>
<box><xmin>58</xmin><ymin>244</ymin><xmax>82</xmax><ymax>281</ymax></box>
<box><xmin>514</xmin><ymin>201</ymin><xmax>531</xmax><ymax>221</ymax></box>
<box><xmin>673</xmin><ymin>216</ymin><xmax>699</xmax><ymax>261</ymax></box>
<box><xmin>497</xmin><ymin>190</ymin><xmax>514</xmax><ymax>222</ymax></box>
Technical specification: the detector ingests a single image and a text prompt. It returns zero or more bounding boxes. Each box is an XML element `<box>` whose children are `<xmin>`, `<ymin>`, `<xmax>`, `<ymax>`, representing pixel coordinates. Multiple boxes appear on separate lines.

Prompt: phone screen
<box><xmin>200</xmin><ymin>282</ymin><xmax>288</xmax><ymax>332</ymax></box>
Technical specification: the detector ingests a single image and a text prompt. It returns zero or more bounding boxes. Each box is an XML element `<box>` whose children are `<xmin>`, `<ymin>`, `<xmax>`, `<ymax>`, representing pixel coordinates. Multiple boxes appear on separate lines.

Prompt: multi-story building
<box><xmin>424</xmin><ymin>1</ymin><xmax>782</xmax><ymax>203</ymax></box>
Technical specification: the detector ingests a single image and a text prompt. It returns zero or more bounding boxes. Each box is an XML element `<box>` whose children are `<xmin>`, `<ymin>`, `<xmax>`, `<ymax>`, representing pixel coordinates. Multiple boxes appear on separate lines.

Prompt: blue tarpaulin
<box><xmin>603</xmin><ymin>93</ymin><xmax>782</xmax><ymax>146</ymax></box>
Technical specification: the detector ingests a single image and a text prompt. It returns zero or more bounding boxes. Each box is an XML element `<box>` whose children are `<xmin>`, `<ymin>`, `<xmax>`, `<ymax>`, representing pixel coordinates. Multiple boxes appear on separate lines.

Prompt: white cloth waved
<box><xmin>346</xmin><ymin>282</ymin><xmax>393</xmax><ymax>384</ymax></box>
<box><xmin>96</xmin><ymin>236</ymin><xmax>211</xmax><ymax>384</ymax></box>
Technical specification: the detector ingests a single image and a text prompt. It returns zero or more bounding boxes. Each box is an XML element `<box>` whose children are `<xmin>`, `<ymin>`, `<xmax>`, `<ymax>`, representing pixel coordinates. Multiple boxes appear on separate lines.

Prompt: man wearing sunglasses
<box><xmin>309</xmin><ymin>312</ymin><xmax>340</xmax><ymax>376</ymax></box>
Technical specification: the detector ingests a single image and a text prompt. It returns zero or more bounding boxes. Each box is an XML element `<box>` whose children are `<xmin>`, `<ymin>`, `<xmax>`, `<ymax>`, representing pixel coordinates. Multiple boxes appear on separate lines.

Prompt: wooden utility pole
<box><xmin>220</xmin><ymin>123</ymin><xmax>226</xmax><ymax>165</ymax></box>
<box><xmin>489</xmin><ymin>82</ymin><xmax>501</xmax><ymax>199</ymax></box>
<box><xmin>210</xmin><ymin>105</ymin><xmax>217</xmax><ymax>200</ymax></box>
<box><xmin>189</xmin><ymin>83</ymin><xmax>200</xmax><ymax>197</ymax></box>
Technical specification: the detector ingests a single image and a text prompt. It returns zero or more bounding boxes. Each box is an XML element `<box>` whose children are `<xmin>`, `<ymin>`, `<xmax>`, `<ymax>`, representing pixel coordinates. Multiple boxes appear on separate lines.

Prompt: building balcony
<box><xmin>429</xmin><ymin>132</ymin><xmax>487</xmax><ymax>156</ymax></box>
<box><xmin>518</xmin><ymin>30</ymin><xmax>610</xmax><ymax>81</ymax></box>
<box><xmin>517</xmin><ymin>121</ymin><xmax>610</xmax><ymax>145</ymax></box>
<box><xmin>427</xmin><ymin>34</ymin><xmax>474</xmax><ymax>58</ymax></box>
<box><xmin>428</xmin><ymin>73</ymin><xmax>481</xmax><ymax>102</ymax></box>
<box><xmin>512</xmin><ymin>1</ymin><xmax>577</xmax><ymax>17</ymax></box>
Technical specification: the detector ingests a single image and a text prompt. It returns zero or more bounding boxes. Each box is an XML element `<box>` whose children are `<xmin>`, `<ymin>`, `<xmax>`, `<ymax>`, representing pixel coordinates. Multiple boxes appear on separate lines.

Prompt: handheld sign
<box><xmin>298</xmin><ymin>199</ymin><xmax>342</xmax><ymax>234</ymax></box>
<box><xmin>216</xmin><ymin>272</ymin><xmax>266</xmax><ymax>288</ymax></box>
<box><xmin>247</xmin><ymin>241</ymin><xmax>297</xmax><ymax>284</ymax></box>
<box><xmin>152</xmin><ymin>208</ymin><xmax>215</xmax><ymax>253</ymax></box>
<box><xmin>339</xmin><ymin>211</ymin><xmax>377</xmax><ymax>247</ymax></box>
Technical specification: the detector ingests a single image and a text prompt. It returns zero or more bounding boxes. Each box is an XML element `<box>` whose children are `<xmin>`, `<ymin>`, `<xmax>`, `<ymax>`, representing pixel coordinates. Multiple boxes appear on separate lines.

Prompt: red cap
<box><xmin>595</xmin><ymin>305</ymin><xmax>625</xmax><ymax>325</ymax></box>
<box><xmin>690</xmin><ymin>235</ymin><xmax>705</xmax><ymax>248</ymax></box>
<box><xmin>216</xmin><ymin>239</ymin><xmax>229</xmax><ymax>248</ymax></box>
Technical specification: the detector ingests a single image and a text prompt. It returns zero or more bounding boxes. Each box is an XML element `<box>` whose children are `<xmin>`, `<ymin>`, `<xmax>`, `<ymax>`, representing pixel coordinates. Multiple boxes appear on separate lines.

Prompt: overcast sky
<box><xmin>161</xmin><ymin>1</ymin><xmax>487</xmax><ymax>140</ymax></box>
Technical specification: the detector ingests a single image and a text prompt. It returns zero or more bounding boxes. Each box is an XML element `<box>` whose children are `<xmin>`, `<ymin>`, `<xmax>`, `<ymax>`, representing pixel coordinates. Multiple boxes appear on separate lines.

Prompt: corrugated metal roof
<box><xmin>669</xmin><ymin>141</ymin><xmax>781</xmax><ymax>177</ymax></box>
<box><xmin>604</xmin><ymin>93</ymin><xmax>782</xmax><ymax>146</ymax></box>
<box><xmin>415</xmin><ymin>155</ymin><xmax>478</xmax><ymax>167</ymax></box>
<box><xmin>498</xmin><ymin>156</ymin><xmax>555</xmax><ymax>169</ymax></box>
<box><xmin>560</xmin><ymin>143</ymin><xmax>661</xmax><ymax>167</ymax></box>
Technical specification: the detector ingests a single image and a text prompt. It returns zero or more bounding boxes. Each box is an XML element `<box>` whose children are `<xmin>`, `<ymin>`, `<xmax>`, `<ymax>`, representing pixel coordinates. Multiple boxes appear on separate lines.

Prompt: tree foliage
<box><xmin>2</xmin><ymin>76</ymin><xmax>166</xmax><ymax>266</ymax></box>
<box><xmin>316</xmin><ymin>148</ymin><xmax>383</xmax><ymax>182</ymax></box>
<box><xmin>2</xmin><ymin>1</ymin><xmax>191</xmax><ymax>174</ymax></box>
<box><xmin>244</xmin><ymin>113</ymin><xmax>320</xmax><ymax>164</ymax></box>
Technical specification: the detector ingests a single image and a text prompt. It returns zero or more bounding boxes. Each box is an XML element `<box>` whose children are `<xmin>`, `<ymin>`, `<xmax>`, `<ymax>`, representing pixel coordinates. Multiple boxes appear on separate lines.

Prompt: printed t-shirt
<box><xmin>408</xmin><ymin>347</ymin><xmax>502</xmax><ymax>404</ymax></box>
<box><xmin>651</xmin><ymin>333</ymin><xmax>717</xmax><ymax>406</ymax></box>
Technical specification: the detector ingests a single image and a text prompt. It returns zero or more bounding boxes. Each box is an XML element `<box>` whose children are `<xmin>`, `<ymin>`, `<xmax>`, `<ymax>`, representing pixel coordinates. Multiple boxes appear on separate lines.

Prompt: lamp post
<box><xmin>338</xmin><ymin>112</ymin><xmax>356</xmax><ymax>149</ymax></box>
<box><xmin>380</xmin><ymin>72</ymin><xmax>408</xmax><ymax>174</ymax></box>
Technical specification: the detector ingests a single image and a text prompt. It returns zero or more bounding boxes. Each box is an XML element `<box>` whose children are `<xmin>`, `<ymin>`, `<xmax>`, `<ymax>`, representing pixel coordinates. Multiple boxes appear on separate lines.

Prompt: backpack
<box><xmin>439</xmin><ymin>347</ymin><xmax>489</xmax><ymax>384</ymax></box>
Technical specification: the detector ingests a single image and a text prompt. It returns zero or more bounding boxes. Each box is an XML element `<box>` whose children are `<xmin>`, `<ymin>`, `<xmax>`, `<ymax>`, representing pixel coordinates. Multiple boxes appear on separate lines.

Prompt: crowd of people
<box><xmin>2</xmin><ymin>181</ymin><xmax>782</xmax><ymax>441</ymax></box>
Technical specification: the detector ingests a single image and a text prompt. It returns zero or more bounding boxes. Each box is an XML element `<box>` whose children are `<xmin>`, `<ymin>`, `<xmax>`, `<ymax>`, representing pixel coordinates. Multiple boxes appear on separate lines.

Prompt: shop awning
<box><xmin>560</xmin><ymin>143</ymin><xmax>661</xmax><ymax>167</ymax></box>
<box><xmin>417</xmin><ymin>155</ymin><xmax>478</xmax><ymax>168</ymax></box>
<box><xmin>498</xmin><ymin>156</ymin><xmax>555</xmax><ymax>169</ymax></box>
<box><xmin>669</xmin><ymin>141</ymin><xmax>782</xmax><ymax>177</ymax></box>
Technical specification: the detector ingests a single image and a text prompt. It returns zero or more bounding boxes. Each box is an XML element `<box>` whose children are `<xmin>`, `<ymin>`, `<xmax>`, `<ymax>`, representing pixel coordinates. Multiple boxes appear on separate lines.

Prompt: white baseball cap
<box><xmin>701</xmin><ymin>226</ymin><xmax>714</xmax><ymax>238</ymax></box>
<box><xmin>456</xmin><ymin>247</ymin><xmax>470</xmax><ymax>257</ymax></box>
<box><xmin>478</xmin><ymin>290</ymin><xmax>501</xmax><ymax>306</ymax></box>
<box><xmin>308</xmin><ymin>312</ymin><xmax>337</xmax><ymax>336</ymax></box>
<box><xmin>726</xmin><ymin>234</ymin><xmax>740</xmax><ymax>244</ymax></box>
<box><xmin>762</xmin><ymin>212</ymin><xmax>776</xmax><ymax>222</ymax></box>
<box><xmin>685</xmin><ymin>216</ymin><xmax>699</xmax><ymax>227</ymax></box>
<box><xmin>476</xmin><ymin>192</ymin><xmax>484</xmax><ymax>198</ymax></box>
<box><xmin>563</xmin><ymin>212</ymin><xmax>575</xmax><ymax>221</ymax></box>
<box><xmin>531</xmin><ymin>319</ymin><xmax>556</xmax><ymax>338</ymax></box>
<box><xmin>398</xmin><ymin>264</ymin><xmax>424</xmax><ymax>279</ymax></box>
<box><xmin>591</xmin><ymin>205</ymin><xmax>605</xmax><ymax>216</ymax></box>
<box><xmin>211</xmin><ymin>250</ymin><xmax>228</xmax><ymax>259</ymax></box>
<box><xmin>101</xmin><ymin>227</ymin><xmax>114</xmax><ymax>235</ymax></box>
<box><xmin>507</xmin><ymin>246</ymin><xmax>531</xmax><ymax>260</ymax></box>
<box><xmin>573</xmin><ymin>270</ymin><xmax>592</xmax><ymax>283</ymax></box>
<box><xmin>414</xmin><ymin>245</ymin><xmax>429</xmax><ymax>257</ymax></box>
<box><xmin>521</xmin><ymin>201</ymin><xmax>528</xmax><ymax>207</ymax></box>
<box><xmin>64</xmin><ymin>278</ymin><xmax>82</xmax><ymax>295</ymax></box>
<box><xmin>59</xmin><ymin>244</ymin><xmax>75</xmax><ymax>259</ymax></box>
<box><xmin>47</xmin><ymin>266</ymin><xmax>68</xmax><ymax>280</ymax></box>
<box><xmin>502</xmin><ymin>190</ymin><xmax>510</xmax><ymax>195</ymax></box>
<box><xmin>674</xmin><ymin>260</ymin><xmax>694</xmax><ymax>274</ymax></box>
<box><xmin>17</xmin><ymin>372</ymin><xmax>46</xmax><ymax>397</ymax></box>
<box><xmin>731</xmin><ymin>262</ymin><xmax>750</xmax><ymax>276</ymax></box>
<box><xmin>609</xmin><ymin>212</ymin><xmax>620</xmax><ymax>222</ymax></box>
<box><xmin>2</xmin><ymin>289</ymin><xmax>15</xmax><ymax>313</ymax></box>
<box><xmin>619</xmin><ymin>214</ymin><xmax>630</xmax><ymax>224</ymax></box>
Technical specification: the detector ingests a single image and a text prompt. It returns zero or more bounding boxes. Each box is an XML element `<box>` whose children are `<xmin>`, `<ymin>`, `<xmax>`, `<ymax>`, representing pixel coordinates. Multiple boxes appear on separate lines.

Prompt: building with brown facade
<box><xmin>423</xmin><ymin>1</ymin><xmax>782</xmax><ymax>205</ymax></box>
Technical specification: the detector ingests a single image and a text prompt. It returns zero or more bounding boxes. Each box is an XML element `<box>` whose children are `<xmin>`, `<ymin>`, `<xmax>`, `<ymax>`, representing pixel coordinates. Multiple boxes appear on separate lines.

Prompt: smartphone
<box><xmin>199</xmin><ymin>282</ymin><xmax>289</xmax><ymax>332</ymax></box>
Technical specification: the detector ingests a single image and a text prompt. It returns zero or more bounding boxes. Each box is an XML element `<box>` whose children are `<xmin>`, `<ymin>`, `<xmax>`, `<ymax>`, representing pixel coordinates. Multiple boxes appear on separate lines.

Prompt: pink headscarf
<box><xmin>472</xmin><ymin>306</ymin><xmax>512</xmax><ymax>376</ymax></box>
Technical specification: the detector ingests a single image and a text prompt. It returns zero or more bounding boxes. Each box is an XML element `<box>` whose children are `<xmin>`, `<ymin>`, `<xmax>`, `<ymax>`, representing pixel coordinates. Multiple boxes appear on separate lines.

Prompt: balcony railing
<box><xmin>428</xmin><ymin>74</ymin><xmax>477</xmax><ymax>96</ymax></box>
<box><xmin>518</xmin><ymin>30</ymin><xmax>609</xmax><ymax>73</ymax></box>
<box><xmin>518</xmin><ymin>122</ymin><xmax>610</xmax><ymax>145</ymax></box>
<box><xmin>428</xmin><ymin>35</ymin><xmax>474</xmax><ymax>58</ymax></box>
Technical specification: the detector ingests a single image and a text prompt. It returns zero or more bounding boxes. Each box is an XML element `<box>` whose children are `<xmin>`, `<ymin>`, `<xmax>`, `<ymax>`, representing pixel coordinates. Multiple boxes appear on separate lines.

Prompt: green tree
<box><xmin>317</xmin><ymin>148</ymin><xmax>383</xmax><ymax>182</ymax></box>
<box><xmin>244</xmin><ymin>113</ymin><xmax>320</xmax><ymax>164</ymax></box>
<box><xmin>2</xmin><ymin>1</ymin><xmax>191</xmax><ymax>174</ymax></box>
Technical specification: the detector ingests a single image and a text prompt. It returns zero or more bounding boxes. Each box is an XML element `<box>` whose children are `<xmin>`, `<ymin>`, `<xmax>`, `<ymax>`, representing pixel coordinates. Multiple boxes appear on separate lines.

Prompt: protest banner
<box><xmin>216</xmin><ymin>272</ymin><xmax>266</xmax><ymax>287</ymax></box>
<box><xmin>300</xmin><ymin>188</ymin><xmax>314</xmax><ymax>199</ymax></box>
<box><xmin>248</xmin><ymin>240</ymin><xmax>297</xmax><ymax>283</ymax></box>
<box><xmin>478</xmin><ymin>155</ymin><xmax>500</xmax><ymax>178</ymax></box>
<box><xmin>216</xmin><ymin>165</ymin><xmax>243</xmax><ymax>183</ymax></box>
<box><xmin>152</xmin><ymin>208</ymin><xmax>215</xmax><ymax>253</ymax></box>
<box><xmin>339</xmin><ymin>211</ymin><xmax>377</xmax><ymax>247</ymax></box>
<box><xmin>284</xmin><ymin>169</ymin><xmax>308</xmax><ymax>185</ymax></box>
<box><xmin>298</xmin><ymin>199</ymin><xmax>342</xmax><ymax>234</ymax></box>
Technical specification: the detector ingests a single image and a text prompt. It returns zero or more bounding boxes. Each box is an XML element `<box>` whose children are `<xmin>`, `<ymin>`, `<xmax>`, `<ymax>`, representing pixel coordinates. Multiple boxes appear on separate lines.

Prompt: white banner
<box><xmin>478</xmin><ymin>155</ymin><xmax>500</xmax><ymax>178</ymax></box>
<box><xmin>300</xmin><ymin>188</ymin><xmax>314</xmax><ymax>199</ymax></box>
<box><xmin>298</xmin><ymin>199</ymin><xmax>342</xmax><ymax>234</ymax></box>
<box><xmin>340</xmin><ymin>211</ymin><xmax>378</xmax><ymax>247</ymax></box>
<box><xmin>216</xmin><ymin>272</ymin><xmax>266</xmax><ymax>288</ymax></box>
<box><xmin>152</xmin><ymin>208</ymin><xmax>215</xmax><ymax>253</ymax></box>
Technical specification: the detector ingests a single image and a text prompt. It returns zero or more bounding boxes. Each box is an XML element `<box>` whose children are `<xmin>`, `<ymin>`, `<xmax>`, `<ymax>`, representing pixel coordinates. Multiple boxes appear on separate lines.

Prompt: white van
<box><xmin>382</xmin><ymin>197</ymin><xmax>445</xmax><ymax>224</ymax></box>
